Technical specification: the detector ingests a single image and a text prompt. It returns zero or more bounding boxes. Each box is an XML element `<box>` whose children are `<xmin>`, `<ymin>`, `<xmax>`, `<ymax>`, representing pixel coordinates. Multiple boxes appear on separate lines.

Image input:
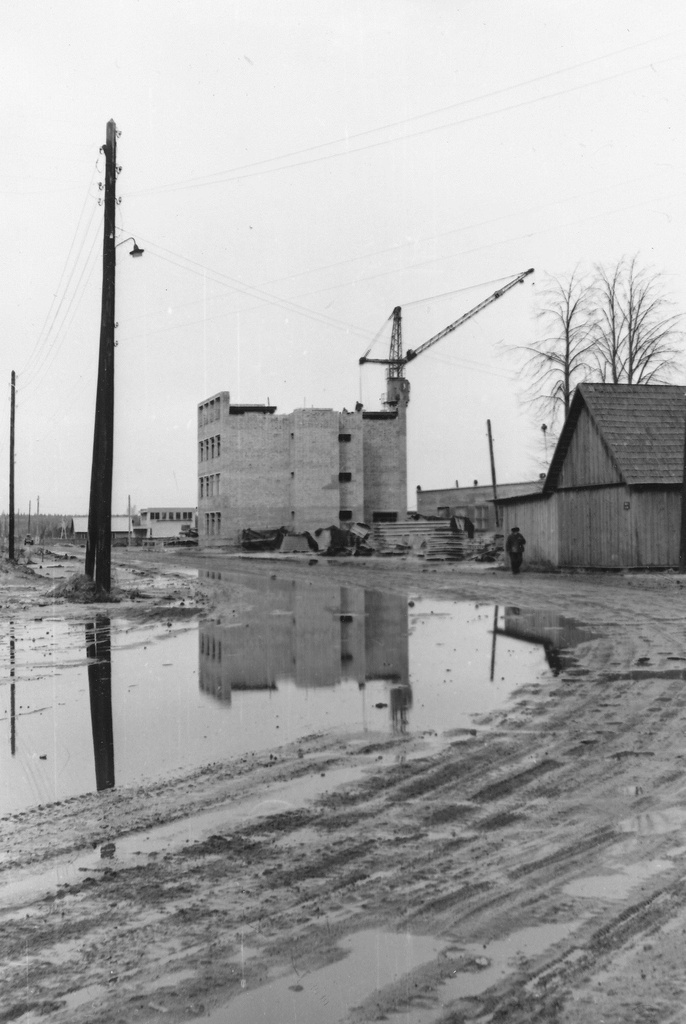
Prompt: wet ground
<box><xmin>3</xmin><ymin>550</ymin><xmax>686</xmax><ymax>1023</ymax></box>
<box><xmin>2</xmin><ymin>573</ymin><xmax>586</xmax><ymax>816</ymax></box>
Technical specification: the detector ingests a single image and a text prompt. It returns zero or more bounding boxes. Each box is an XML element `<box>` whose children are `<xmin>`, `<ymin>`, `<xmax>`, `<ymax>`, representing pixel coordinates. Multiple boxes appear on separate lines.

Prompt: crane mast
<box><xmin>389</xmin><ymin>306</ymin><xmax>403</xmax><ymax>378</ymax></box>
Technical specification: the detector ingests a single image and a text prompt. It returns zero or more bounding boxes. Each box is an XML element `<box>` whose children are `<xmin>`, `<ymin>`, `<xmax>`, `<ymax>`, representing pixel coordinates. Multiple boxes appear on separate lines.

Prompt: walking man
<box><xmin>506</xmin><ymin>526</ymin><xmax>526</xmax><ymax>574</ymax></box>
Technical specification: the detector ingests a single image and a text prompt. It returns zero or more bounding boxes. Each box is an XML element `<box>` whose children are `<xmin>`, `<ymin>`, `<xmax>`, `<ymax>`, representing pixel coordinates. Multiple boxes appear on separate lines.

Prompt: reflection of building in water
<box><xmin>86</xmin><ymin>616</ymin><xmax>115</xmax><ymax>791</ymax></box>
<box><xmin>199</xmin><ymin>582</ymin><xmax>409</xmax><ymax>703</ymax></box>
<box><xmin>390</xmin><ymin>685</ymin><xmax>411</xmax><ymax>732</ymax></box>
<box><xmin>499</xmin><ymin>607</ymin><xmax>594</xmax><ymax>676</ymax></box>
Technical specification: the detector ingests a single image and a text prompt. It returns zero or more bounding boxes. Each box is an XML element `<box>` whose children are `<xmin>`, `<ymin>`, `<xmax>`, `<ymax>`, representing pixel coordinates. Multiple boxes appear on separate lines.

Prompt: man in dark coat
<box><xmin>506</xmin><ymin>526</ymin><xmax>526</xmax><ymax>574</ymax></box>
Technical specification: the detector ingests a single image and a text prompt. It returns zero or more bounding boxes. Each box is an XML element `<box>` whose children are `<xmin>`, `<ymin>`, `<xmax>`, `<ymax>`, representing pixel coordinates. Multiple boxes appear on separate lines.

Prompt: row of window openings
<box><xmin>148</xmin><ymin>511</ymin><xmax>193</xmax><ymax>521</ymax></box>
<box><xmin>199</xmin><ymin>435</ymin><xmax>221</xmax><ymax>461</ymax></box>
<box><xmin>200</xmin><ymin>634</ymin><xmax>222</xmax><ymax>661</ymax></box>
<box><xmin>198</xmin><ymin>399</ymin><xmax>221</xmax><ymax>426</ymax></box>
<box><xmin>199</xmin><ymin>474</ymin><xmax>220</xmax><ymax>498</ymax></box>
<box><xmin>205</xmin><ymin>511</ymin><xmax>221</xmax><ymax>535</ymax></box>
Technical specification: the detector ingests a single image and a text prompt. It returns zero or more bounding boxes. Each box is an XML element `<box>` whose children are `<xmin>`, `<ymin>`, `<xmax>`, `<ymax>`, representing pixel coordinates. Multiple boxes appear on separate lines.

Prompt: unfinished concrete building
<box><xmin>197</xmin><ymin>378</ymin><xmax>410</xmax><ymax>546</ymax></box>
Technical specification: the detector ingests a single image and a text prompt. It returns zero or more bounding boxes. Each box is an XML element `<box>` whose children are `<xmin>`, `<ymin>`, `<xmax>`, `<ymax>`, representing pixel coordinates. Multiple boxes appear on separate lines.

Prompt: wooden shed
<box><xmin>497</xmin><ymin>383</ymin><xmax>686</xmax><ymax>569</ymax></box>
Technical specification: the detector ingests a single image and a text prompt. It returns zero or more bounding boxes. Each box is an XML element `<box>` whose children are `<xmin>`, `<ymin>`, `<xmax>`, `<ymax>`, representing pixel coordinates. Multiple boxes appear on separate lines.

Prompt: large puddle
<box><xmin>186</xmin><ymin>918</ymin><xmax>582</xmax><ymax>1024</ymax></box>
<box><xmin>0</xmin><ymin>575</ymin><xmax>592</xmax><ymax>816</ymax></box>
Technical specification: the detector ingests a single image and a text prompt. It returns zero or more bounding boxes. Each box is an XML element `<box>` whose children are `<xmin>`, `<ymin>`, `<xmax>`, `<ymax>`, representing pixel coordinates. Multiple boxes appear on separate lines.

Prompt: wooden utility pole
<box><xmin>9</xmin><ymin>371</ymin><xmax>15</xmax><ymax>560</ymax></box>
<box><xmin>85</xmin><ymin>119</ymin><xmax>117</xmax><ymax>592</ymax></box>
<box><xmin>487</xmin><ymin>419</ymin><xmax>500</xmax><ymax>528</ymax></box>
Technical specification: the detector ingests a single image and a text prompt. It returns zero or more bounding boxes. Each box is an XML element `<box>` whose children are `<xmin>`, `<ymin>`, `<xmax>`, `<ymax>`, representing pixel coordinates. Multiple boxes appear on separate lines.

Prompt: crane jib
<box><xmin>358</xmin><ymin>268</ymin><xmax>533</xmax><ymax>368</ymax></box>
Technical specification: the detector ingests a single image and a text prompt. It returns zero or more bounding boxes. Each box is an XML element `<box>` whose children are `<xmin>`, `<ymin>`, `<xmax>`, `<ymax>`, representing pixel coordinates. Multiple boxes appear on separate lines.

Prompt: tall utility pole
<box><xmin>487</xmin><ymin>419</ymin><xmax>500</xmax><ymax>528</ymax></box>
<box><xmin>85</xmin><ymin>119</ymin><xmax>117</xmax><ymax>592</ymax></box>
<box><xmin>9</xmin><ymin>371</ymin><xmax>15</xmax><ymax>561</ymax></box>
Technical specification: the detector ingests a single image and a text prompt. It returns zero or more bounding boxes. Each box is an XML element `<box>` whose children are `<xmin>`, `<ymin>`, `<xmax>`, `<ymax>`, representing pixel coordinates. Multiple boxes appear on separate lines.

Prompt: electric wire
<box><xmin>125</xmin><ymin>34</ymin><xmax>680</xmax><ymax>198</ymax></box>
<box><xmin>19</xmin><ymin>163</ymin><xmax>101</xmax><ymax>380</ymax></box>
<box><xmin>134</xmin><ymin>238</ymin><xmax>379</xmax><ymax>342</ymax></box>
<box><xmin>343</xmin><ymin>185</ymin><xmax>685</xmax><ymax>293</ymax></box>
<box><xmin>20</xmin><ymin>224</ymin><xmax>100</xmax><ymax>394</ymax></box>
<box><xmin>419</xmin><ymin>349</ymin><xmax>520</xmax><ymax>383</ymax></box>
<box><xmin>20</xmin><ymin>224</ymin><xmax>101</xmax><ymax>396</ymax></box>
<box><xmin>114</xmin><ymin>269</ymin><xmax>517</xmax><ymax>348</ymax></box>
<box><xmin>128</xmin><ymin>54</ymin><xmax>684</xmax><ymax>195</ymax></box>
<box><xmin>115</xmin><ymin>168</ymin><xmax>676</xmax><ymax>337</ymax></box>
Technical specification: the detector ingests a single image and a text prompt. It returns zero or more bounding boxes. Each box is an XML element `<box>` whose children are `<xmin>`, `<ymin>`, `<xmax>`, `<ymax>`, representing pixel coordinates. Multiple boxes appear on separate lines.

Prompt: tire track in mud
<box><xmin>478</xmin><ymin>882</ymin><xmax>686</xmax><ymax>1024</ymax></box>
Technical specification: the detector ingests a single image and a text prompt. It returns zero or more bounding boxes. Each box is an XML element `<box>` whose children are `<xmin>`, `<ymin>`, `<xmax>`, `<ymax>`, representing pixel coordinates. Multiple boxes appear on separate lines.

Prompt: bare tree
<box><xmin>592</xmin><ymin>256</ymin><xmax>682</xmax><ymax>384</ymax></box>
<box><xmin>510</xmin><ymin>268</ymin><xmax>596</xmax><ymax>428</ymax></box>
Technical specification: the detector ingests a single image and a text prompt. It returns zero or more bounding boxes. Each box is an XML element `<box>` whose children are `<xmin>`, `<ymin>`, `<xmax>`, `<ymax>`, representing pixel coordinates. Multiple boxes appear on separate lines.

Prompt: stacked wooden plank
<box><xmin>371</xmin><ymin>520</ymin><xmax>480</xmax><ymax>560</ymax></box>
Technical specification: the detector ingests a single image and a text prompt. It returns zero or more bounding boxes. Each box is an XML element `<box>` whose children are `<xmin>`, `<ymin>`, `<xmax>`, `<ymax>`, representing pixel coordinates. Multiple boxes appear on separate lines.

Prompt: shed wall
<box><xmin>629</xmin><ymin>487</ymin><xmax>680</xmax><ymax>566</ymax></box>
<box><xmin>556</xmin><ymin>486</ymin><xmax>680</xmax><ymax>567</ymax></box>
<box><xmin>500</xmin><ymin>496</ymin><xmax>559</xmax><ymax>565</ymax></box>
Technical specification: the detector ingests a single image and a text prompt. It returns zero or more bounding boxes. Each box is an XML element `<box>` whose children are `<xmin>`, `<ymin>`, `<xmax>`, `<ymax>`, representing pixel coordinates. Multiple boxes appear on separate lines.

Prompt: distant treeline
<box><xmin>0</xmin><ymin>514</ymin><xmax>74</xmax><ymax>542</ymax></box>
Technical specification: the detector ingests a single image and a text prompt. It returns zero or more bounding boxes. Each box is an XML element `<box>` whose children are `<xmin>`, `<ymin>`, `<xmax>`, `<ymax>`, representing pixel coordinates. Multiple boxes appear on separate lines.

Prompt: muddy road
<box><xmin>3</xmin><ymin>550</ymin><xmax>686</xmax><ymax>1023</ymax></box>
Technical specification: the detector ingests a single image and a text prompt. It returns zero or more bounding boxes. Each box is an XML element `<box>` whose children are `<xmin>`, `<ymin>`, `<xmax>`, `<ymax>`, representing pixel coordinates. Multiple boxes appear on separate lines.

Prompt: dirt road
<box><xmin>3</xmin><ymin>551</ymin><xmax>686</xmax><ymax>1023</ymax></box>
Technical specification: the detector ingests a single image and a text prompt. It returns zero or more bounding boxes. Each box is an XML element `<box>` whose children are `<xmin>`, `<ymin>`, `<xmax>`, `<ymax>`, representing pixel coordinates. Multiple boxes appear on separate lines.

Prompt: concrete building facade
<box><xmin>197</xmin><ymin>379</ymin><xmax>409</xmax><ymax>546</ymax></box>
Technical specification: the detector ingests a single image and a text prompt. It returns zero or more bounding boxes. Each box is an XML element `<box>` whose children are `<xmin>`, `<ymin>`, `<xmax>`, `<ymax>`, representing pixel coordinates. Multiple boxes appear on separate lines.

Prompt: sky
<box><xmin>2</xmin><ymin>0</ymin><xmax>685</xmax><ymax>514</ymax></box>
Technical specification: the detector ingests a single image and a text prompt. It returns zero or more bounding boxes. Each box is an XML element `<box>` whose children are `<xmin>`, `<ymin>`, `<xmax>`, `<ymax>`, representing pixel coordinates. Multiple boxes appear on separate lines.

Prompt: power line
<box><xmin>115</xmin><ymin>167</ymin><xmax>676</xmax><ymax>337</ymax></box>
<box><xmin>135</xmin><ymin>239</ymin><xmax>378</xmax><ymax>342</ymax></box>
<box><xmin>20</xmin><ymin>165</ymin><xmax>100</xmax><ymax>379</ymax></box>
<box><xmin>126</xmin><ymin>35</ymin><xmax>680</xmax><ymax>198</ymax></box>
<box><xmin>20</xmin><ymin>226</ymin><xmax>101</xmax><ymax>395</ymax></box>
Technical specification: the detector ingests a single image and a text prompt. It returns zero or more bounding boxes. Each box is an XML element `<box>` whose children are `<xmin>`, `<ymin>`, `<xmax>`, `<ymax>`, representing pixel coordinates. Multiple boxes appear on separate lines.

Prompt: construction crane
<box><xmin>359</xmin><ymin>268</ymin><xmax>535</xmax><ymax>380</ymax></box>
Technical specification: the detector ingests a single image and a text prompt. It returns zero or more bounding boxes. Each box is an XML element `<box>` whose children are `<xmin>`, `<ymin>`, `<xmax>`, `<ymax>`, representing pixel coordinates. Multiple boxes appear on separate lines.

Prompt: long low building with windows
<box><xmin>197</xmin><ymin>381</ymin><xmax>410</xmax><ymax>547</ymax></box>
<box><xmin>139</xmin><ymin>507</ymin><xmax>197</xmax><ymax>540</ymax></box>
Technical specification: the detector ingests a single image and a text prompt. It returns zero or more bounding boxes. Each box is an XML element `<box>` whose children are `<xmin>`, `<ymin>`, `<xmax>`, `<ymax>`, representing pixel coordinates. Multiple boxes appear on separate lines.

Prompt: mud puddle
<box><xmin>196</xmin><ymin>928</ymin><xmax>447</xmax><ymax>1024</ymax></box>
<box><xmin>0</xmin><ymin>577</ymin><xmax>592</xmax><ymax>816</ymax></box>
<box><xmin>194</xmin><ymin>919</ymin><xmax>582</xmax><ymax>1024</ymax></box>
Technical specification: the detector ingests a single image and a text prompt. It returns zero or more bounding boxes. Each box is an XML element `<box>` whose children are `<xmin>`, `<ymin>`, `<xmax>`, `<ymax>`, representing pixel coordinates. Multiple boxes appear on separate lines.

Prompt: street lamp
<box><xmin>116</xmin><ymin>236</ymin><xmax>145</xmax><ymax>258</ymax></box>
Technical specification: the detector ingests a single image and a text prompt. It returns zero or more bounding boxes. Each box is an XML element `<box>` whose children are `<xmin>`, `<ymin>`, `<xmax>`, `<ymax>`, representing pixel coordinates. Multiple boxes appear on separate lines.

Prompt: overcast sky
<box><xmin>2</xmin><ymin>1</ymin><xmax>685</xmax><ymax>514</ymax></box>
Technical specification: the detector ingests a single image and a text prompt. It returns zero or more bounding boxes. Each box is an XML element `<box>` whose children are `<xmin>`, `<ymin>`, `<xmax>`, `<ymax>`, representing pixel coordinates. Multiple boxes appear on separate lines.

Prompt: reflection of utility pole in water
<box><xmin>86</xmin><ymin>616</ymin><xmax>115</xmax><ymax>791</ymax></box>
<box><xmin>490</xmin><ymin>605</ymin><xmax>499</xmax><ymax>682</ymax></box>
<box><xmin>9</xmin><ymin>624</ymin><xmax>16</xmax><ymax>755</ymax></box>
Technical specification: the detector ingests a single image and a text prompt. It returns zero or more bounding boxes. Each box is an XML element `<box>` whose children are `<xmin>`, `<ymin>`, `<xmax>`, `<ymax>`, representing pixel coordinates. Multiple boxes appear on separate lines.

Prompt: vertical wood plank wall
<box><xmin>501</xmin><ymin>495</ymin><xmax>559</xmax><ymax>565</ymax></box>
<box><xmin>557</xmin><ymin>408</ymin><xmax>621</xmax><ymax>488</ymax></box>
<box><xmin>558</xmin><ymin>487</ymin><xmax>680</xmax><ymax>567</ymax></box>
<box><xmin>501</xmin><ymin>487</ymin><xmax>681</xmax><ymax>567</ymax></box>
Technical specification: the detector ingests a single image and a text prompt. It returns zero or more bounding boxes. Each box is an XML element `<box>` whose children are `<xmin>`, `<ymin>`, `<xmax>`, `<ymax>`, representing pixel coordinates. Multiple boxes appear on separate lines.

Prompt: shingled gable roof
<box><xmin>544</xmin><ymin>383</ymin><xmax>686</xmax><ymax>492</ymax></box>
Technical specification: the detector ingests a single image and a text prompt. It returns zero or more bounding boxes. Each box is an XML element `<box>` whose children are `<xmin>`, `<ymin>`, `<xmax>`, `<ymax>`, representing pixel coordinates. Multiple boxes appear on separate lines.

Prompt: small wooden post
<box><xmin>487</xmin><ymin>419</ymin><xmax>499</xmax><ymax>528</ymax></box>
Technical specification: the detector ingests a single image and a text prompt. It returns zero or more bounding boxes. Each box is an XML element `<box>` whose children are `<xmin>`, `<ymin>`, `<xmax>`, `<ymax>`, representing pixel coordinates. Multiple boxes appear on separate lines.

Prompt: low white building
<box><xmin>139</xmin><ymin>507</ymin><xmax>197</xmax><ymax>540</ymax></box>
<box><xmin>71</xmin><ymin>515</ymin><xmax>138</xmax><ymax>545</ymax></box>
